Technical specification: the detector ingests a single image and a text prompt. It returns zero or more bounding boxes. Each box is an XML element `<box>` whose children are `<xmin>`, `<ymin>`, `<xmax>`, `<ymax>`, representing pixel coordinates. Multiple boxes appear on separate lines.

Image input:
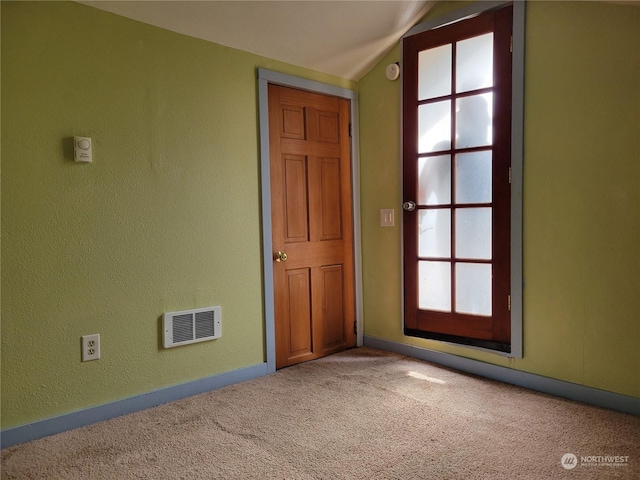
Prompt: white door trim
<box><xmin>257</xmin><ymin>69</ymin><xmax>363</xmax><ymax>373</ymax></box>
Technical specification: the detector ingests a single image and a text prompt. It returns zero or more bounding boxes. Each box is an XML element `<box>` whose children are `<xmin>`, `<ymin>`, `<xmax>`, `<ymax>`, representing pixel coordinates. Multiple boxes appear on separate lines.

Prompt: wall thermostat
<box><xmin>74</xmin><ymin>136</ymin><xmax>92</xmax><ymax>163</ymax></box>
<box><xmin>386</xmin><ymin>63</ymin><xmax>400</xmax><ymax>81</ymax></box>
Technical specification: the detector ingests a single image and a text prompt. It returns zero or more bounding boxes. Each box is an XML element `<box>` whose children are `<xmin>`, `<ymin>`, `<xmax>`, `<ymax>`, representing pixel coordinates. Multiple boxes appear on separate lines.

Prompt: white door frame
<box><xmin>257</xmin><ymin>69</ymin><xmax>363</xmax><ymax>373</ymax></box>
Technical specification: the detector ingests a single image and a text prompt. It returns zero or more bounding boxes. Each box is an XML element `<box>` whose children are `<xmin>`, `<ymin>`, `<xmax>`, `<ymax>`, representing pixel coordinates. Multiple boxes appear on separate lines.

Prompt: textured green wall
<box><xmin>360</xmin><ymin>1</ymin><xmax>640</xmax><ymax>397</ymax></box>
<box><xmin>1</xmin><ymin>1</ymin><xmax>355</xmax><ymax>429</ymax></box>
<box><xmin>2</xmin><ymin>0</ymin><xmax>638</xmax><ymax>432</ymax></box>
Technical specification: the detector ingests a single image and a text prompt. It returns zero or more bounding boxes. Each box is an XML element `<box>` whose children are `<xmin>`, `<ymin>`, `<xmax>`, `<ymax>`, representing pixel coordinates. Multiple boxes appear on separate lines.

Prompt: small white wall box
<box><xmin>386</xmin><ymin>63</ymin><xmax>400</xmax><ymax>81</ymax></box>
<box><xmin>163</xmin><ymin>306</ymin><xmax>221</xmax><ymax>348</ymax></box>
<box><xmin>74</xmin><ymin>136</ymin><xmax>92</xmax><ymax>163</ymax></box>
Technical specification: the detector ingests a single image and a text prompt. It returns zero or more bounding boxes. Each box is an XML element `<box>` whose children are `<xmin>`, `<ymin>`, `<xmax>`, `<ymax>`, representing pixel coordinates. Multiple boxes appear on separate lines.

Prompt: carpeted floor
<box><xmin>2</xmin><ymin>347</ymin><xmax>639</xmax><ymax>479</ymax></box>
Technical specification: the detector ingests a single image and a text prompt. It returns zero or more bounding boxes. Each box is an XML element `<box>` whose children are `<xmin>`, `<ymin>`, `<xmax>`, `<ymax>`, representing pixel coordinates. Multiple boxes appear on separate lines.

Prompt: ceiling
<box><xmin>80</xmin><ymin>1</ymin><xmax>436</xmax><ymax>80</ymax></box>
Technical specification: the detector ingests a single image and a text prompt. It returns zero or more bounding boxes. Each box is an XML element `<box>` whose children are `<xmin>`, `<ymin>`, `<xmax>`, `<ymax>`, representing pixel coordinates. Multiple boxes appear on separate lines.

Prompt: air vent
<box><xmin>163</xmin><ymin>306</ymin><xmax>221</xmax><ymax>348</ymax></box>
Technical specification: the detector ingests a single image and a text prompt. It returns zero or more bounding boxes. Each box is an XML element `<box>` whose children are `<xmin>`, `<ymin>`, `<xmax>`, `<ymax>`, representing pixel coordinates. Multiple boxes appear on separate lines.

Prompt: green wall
<box><xmin>1</xmin><ymin>1</ymin><xmax>355</xmax><ymax>429</ymax></box>
<box><xmin>360</xmin><ymin>1</ymin><xmax>640</xmax><ymax>398</ymax></box>
<box><xmin>2</xmin><ymin>0</ymin><xmax>639</xmax><ymax>432</ymax></box>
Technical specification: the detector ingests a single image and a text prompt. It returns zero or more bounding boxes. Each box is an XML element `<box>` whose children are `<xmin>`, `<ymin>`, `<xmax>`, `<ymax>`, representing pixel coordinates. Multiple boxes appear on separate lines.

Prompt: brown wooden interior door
<box><xmin>268</xmin><ymin>84</ymin><xmax>356</xmax><ymax>369</ymax></box>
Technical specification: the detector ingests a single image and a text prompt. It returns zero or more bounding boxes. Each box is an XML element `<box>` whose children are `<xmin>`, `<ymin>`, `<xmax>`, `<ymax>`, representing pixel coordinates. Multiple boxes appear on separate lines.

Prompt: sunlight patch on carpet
<box><xmin>407</xmin><ymin>370</ymin><xmax>447</xmax><ymax>384</ymax></box>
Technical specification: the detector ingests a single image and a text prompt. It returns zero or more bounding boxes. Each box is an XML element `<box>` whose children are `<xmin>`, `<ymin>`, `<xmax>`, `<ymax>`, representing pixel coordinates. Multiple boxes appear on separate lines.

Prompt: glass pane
<box><xmin>456</xmin><ymin>93</ymin><xmax>493</xmax><ymax>149</ymax></box>
<box><xmin>418</xmin><ymin>101</ymin><xmax>451</xmax><ymax>153</ymax></box>
<box><xmin>418</xmin><ymin>209</ymin><xmax>451</xmax><ymax>258</ymax></box>
<box><xmin>419</xmin><ymin>44</ymin><xmax>452</xmax><ymax>100</ymax></box>
<box><xmin>418</xmin><ymin>155</ymin><xmax>451</xmax><ymax>205</ymax></box>
<box><xmin>455</xmin><ymin>151</ymin><xmax>492</xmax><ymax>204</ymax></box>
<box><xmin>456</xmin><ymin>263</ymin><xmax>492</xmax><ymax>316</ymax></box>
<box><xmin>455</xmin><ymin>207</ymin><xmax>491</xmax><ymax>259</ymax></box>
<box><xmin>456</xmin><ymin>33</ymin><xmax>494</xmax><ymax>93</ymax></box>
<box><xmin>419</xmin><ymin>261</ymin><xmax>451</xmax><ymax>311</ymax></box>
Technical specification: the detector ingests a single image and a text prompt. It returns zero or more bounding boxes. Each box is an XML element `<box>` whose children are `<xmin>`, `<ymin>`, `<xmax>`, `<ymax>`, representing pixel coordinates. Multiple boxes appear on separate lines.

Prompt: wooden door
<box><xmin>402</xmin><ymin>6</ymin><xmax>512</xmax><ymax>352</ymax></box>
<box><xmin>268</xmin><ymin>84</ymin><xmax>356</xmax><ymax>369</ymax></box>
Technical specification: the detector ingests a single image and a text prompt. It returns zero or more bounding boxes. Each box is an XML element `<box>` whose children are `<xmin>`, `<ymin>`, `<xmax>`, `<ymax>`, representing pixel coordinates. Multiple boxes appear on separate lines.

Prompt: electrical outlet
<box><xmin>81</xmin><ymin>334</ymin><xmax>100</xmax><ymax>362</ymax></box>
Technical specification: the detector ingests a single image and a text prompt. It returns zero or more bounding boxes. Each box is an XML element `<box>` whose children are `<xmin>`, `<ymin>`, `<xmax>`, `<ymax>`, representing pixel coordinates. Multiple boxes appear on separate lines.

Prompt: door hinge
<box><xmin>508</xmin><ymin>167</ymin><xmax>512</xmax><ymax>184</ymax></box>
<box><xmin>354</xmin><ymin>320</ymin><xmax>357</xmax><ymax>335</ymax></box>
<box><xmin>510</xmin><ymin>35</ymin><xmax>513</xmax><ymax>53</ymax></box>
<box><xmin>349</xmin><ymin>123</ymin><xmax>352</xmax><ymax>137</ymax></box>
<box><xmin>508</xmin><ymin>294</ymin><xmax>511</xmax><ymax>312</ymax></box>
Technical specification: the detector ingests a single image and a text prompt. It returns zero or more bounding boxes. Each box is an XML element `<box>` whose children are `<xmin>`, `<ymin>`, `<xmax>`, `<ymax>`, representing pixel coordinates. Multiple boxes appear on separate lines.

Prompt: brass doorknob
<box><xmin>274</xmin><ymin>251</ymin><xmax>288</xmax><ymax>263</ymax></box>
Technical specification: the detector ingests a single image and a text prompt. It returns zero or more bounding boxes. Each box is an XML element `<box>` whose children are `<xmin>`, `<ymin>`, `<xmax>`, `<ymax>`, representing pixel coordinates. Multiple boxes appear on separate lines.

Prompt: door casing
<box><xmin>258</xmin><ymin>69</ymin><xmax>363</xmax><ymax>373</ymax></box>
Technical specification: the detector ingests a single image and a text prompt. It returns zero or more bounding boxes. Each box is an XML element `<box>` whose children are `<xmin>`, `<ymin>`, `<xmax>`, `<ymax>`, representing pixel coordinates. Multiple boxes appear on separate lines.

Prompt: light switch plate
<box><xmin>380</xmin><ymin>209</ymin><xmax>394</xmax><ymax>227</ymax></box>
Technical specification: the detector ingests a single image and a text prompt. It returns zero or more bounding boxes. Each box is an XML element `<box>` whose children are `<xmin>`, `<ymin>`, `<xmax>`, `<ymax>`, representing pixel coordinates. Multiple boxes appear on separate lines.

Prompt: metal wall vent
<box><xmin>163</xmin><ymin>306</ymin><xmax>221</xmax><ymax>348</ymax></box>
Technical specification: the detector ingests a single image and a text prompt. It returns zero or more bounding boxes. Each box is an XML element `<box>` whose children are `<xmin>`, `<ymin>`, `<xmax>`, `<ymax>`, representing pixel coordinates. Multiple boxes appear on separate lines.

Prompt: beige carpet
<box><xmin>2</xmin><ymin>347</ymin><xmax>639</xmax><ymax>479</ymax></box>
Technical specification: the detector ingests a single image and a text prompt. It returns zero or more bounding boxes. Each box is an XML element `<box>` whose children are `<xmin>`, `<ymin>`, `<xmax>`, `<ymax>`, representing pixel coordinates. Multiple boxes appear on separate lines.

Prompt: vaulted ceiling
<box><xmin>80</xmin><ymin>1</ymin><xmax>436</xmax><ymax>80</ymax></box>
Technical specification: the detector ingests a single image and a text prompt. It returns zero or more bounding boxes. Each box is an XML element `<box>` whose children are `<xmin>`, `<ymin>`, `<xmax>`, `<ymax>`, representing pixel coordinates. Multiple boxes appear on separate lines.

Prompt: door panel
<box><xmin>282</xmin><ymin>105</ymin><xmax>305</xmax><ymax>140</ymax></box>
<box><xmin>286</xmin><ymin>268</ymin><xmax>313</xmax><ymax>358</ymax></box>
<box><xmin>320</xmin><ymin>265</ymin><xmax>345</xmax><ymax>350</ymax></box>
<box><xmin>269</xmin><ymin>84</ymin><xmax>356</xmax><ymax>369</ymax></box>
<box><xmin>317</xmin><ymin>112</ymin><xmax>340</xmax><ymax>144</ymax></box>
<box><xmin>318</xmin><ymin>157</ymin><xmax>342</xmax><ymax>240</ymax></box>
<box><xmin>284</xmin><ymin>155</ymin><xmax>309</xmax><ymax>242</ymax></box>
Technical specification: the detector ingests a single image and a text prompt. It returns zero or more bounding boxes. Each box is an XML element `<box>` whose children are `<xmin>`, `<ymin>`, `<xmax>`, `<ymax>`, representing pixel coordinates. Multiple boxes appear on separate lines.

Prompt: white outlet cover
<box><xmin>82</xmin><ymin>334</ymin><xmax>100</xmax><ymax>362</ymax></box>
